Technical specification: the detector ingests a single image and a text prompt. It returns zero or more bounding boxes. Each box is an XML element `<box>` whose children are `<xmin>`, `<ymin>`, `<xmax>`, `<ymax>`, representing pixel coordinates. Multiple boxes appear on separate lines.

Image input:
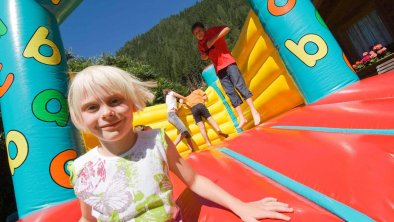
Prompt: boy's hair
<box><xmin>68</xmin><ymin>65</ymin><xmax>156</xmax><ymax>130</ymax></box>
<box><xmin>162</xmin><ymin>88</ymin><xmax>171</xmax><ymax>96</ymax></box>
<box><xmin>189</xmin><ymin>84</ymin><xmax>199</xmax><ymax>92</ymax></box>
<box><xmin>191</xmin><ymin>22</ymin><xmax>205</xmax><ymax>33</ymax></box>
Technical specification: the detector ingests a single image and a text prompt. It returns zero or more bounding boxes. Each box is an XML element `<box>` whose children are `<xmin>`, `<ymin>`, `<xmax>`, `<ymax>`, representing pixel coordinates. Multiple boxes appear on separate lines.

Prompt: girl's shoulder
<box><xmin>138</xmin><ymin>128</ymin><xmax>162</xmax><ymax>140</ymax></box>
<box><xmin>139</xmin><ymin>128</ymin><xmax>167</xmax><ymax>147</ymax></box>
<box><xmin>69</xmin><ymin>148</ymin><xmax>98</xmax><ymax>173</ymax></box>
<box><xmin>67</xmin><ymin>147</ymin><xmax>99</xmax><ymax>186</ymax></box>
<box><xmin>138</xmin><ymin>128</ymin><xmax>168</xmax><ymax>157</ymax></box>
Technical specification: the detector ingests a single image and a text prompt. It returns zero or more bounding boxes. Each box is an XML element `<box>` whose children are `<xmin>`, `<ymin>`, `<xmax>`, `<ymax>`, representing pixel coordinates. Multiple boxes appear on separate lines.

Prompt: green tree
<box><xmin>117</xmin><ymin>0</ymin><xmax>250</xmax><ymax>88</ymax></box>
<box><xmin>67</xmin><ymin>53</ymin><xmax>189</xmax><ymax>104</ymax></box>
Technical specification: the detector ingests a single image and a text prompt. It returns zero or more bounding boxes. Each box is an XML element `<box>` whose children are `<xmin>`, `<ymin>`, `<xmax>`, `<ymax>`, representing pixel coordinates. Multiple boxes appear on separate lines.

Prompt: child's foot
<box><xmin>252</xmin><ymin>111</ymin><xmax>261</xmax><ymax>126</ymax></box>
<box><xmin>217</xmin><ymin>131</ymin><xmax>229</xmax><ymax>138</ymax></box>
<box><xmin>237</xmin><ymin>119</ymin><xmax>248</xmax><ymax>129</ymax></box>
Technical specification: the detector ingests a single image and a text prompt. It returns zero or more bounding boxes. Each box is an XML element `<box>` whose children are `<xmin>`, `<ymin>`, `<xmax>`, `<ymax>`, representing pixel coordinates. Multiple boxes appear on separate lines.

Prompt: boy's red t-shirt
<box><xmin>198</xmin><ymin>26</ymin><xmax>236</xmax><ymax>72</ymax></box>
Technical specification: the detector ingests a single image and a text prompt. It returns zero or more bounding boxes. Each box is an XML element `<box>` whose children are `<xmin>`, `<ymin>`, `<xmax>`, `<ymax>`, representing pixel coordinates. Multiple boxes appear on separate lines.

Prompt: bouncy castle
<box><xmin>1</xmin><ymin>0</ymin><xmax>393</xmax><ymax>221</ymax></box>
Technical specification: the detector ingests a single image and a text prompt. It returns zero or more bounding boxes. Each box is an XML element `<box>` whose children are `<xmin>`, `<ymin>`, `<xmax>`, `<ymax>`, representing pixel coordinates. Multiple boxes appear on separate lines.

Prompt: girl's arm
<box><xmin>79</xmin><ymin>199</ymin><xmax>97</xmax><ymax>222</ymax></box>
<box><xmin>207</xmin><ymin>27</ymin><xmax>231</xmax><ymax>48</ymax></box>
<box><xmin>166</xmin><ymin>135</ymin><xmax>293</xmax><ymax>222</ymax></box>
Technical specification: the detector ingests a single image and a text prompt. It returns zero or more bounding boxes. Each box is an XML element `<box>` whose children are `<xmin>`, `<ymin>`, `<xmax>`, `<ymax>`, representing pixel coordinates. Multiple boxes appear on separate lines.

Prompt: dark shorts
<box><xmin>191</xmin><ymin>103</ymin><xmax>211</xmax><ymax>124</ymax></box>
<box><xmin>217</xmin><ymin>63</ymin><xmax>253</xmax><ymax>108</ymax></box>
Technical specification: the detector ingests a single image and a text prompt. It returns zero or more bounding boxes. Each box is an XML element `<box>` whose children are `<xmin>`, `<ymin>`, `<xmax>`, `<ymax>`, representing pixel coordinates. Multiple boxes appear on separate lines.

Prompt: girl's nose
<box><xmin>101</xmin><ymin>105</ymin><xmax>115</xmax><ymax>118</ymax></box>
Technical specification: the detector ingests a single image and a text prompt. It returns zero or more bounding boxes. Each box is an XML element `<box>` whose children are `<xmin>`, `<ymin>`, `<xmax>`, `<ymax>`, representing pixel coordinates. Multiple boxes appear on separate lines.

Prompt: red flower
<box><xmin>360</xmin><ymin>55</ymin><xmax>371</xmax><ymax>63</ymax></box>
<box><xmin>369</xmin><ymin>51</ymin><xmax>377</xmax><ymax>58</ymax></box>
<box><xmin>373</xmin><ymin>44</ymin><xmax>383</xmax><ymax>50</ymax></box>
<box><xmin>377</xmin><ymin>47</ymin><xmax>387</xmax><ymax>54</ymax></box>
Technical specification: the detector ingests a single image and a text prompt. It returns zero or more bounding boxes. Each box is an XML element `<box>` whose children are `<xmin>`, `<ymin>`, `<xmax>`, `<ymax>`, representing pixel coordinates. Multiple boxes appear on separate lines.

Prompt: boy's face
<box><xmin>80</xmin><ymin>89</ymin><xmax>134</xmax><ymax>142</ymax></box>
<box><xmin>193</xmin><ymin>27</ymin><xmax>205</xmax><ymax>40</ymax></box>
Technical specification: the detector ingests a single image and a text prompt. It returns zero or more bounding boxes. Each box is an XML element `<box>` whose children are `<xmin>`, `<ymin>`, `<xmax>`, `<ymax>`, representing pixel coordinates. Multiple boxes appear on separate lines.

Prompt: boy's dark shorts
<box><xmin>191</xmin><ymin>103</ymin><xmax>211</xmax><ymax>124</ymax></box>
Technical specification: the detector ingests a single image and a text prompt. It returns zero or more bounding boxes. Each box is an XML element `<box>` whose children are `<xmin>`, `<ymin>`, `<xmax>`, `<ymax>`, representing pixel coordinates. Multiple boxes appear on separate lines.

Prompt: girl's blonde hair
<box><xmin>68</xmin><ymin>65</ymin><xmax>156</xmax><ymax>130</ymax></box>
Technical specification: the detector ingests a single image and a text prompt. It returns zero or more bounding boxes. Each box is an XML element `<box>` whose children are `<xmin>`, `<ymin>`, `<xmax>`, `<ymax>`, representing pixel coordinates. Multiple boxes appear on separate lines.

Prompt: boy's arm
<box><xmin>184</xmin><ymin>100</ymin><xmax>192</xmax><ymax>109</ymax></box>
<box><xmin>201</xmin><ymin>52</ymin><xmax>209</xmax><ymax>60</ymax></box>
<box><xmin>199</xmin><ymin>90</ymin><xmax>208</xmax><ymax>101</ymax></box>
<box><xmin>179</xmin><ymin>99</ymin><xmax>191</xmax><ymax>110</ymax></box>
<box><xmin>166</xmin><ymin>135</ymin><xmax>293</xmax><ymax>221</ymax></box>
<box><xmin>207</xmin><ymin>26</ymin><xmax>231</xmax><ymax>48</ymax></box>
<box><xmin>171</xmin><ymin>91</ymin><xmax>187</xmax><ymax>100</ymax></box>
<box><xmin>79</xmin><ymin>199</ymin><xmax>96</xmax><ymax>222</ymax></box>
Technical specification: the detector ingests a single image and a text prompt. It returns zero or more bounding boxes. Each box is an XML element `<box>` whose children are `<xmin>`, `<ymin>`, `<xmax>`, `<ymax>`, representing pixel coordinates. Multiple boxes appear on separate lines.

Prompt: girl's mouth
<box><xmin>101</xmin><ymin>120</ymin><xmax>121</xmax><ymax>129</ymax></box>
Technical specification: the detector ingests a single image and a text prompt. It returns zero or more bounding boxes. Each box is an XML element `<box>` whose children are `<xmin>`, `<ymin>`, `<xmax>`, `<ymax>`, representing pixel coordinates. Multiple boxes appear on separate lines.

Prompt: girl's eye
<box><xmin>86</xmin><ymin>105</ymin><xmax>98</xmax><ymax>112</ymax></box>
<box><xmin>110</xmin><ymin>98</ymin><xmax>122</xmax><ymax>106</ymax></box>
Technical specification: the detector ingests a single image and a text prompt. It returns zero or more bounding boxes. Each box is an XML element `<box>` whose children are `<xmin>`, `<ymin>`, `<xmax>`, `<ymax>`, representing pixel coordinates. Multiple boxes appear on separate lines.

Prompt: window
<box><xmin>346</xmin><ymin>10</ymin><xmax>393</xmax><ymax>56</ymax></box>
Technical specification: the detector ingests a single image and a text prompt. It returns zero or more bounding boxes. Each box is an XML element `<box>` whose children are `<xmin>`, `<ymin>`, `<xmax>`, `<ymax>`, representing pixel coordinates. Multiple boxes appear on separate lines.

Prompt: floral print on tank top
<box><xmin>68</xmin><ymin>129</ymin><xmax>175</xmax><ymax>222</ymax></box>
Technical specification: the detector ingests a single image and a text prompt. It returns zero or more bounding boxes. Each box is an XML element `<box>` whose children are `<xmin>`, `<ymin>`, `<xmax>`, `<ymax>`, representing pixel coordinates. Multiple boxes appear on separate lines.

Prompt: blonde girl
<box><xmin>67</xmin><ymin>65</ymin><xmax>293</xmax><ymax>222</ymax></box>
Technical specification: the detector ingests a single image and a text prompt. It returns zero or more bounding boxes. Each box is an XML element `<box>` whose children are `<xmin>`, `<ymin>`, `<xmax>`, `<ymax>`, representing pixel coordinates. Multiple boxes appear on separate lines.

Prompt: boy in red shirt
<box><xmin>192</xmin><ymin>22</ymin><xmax>261</xmax><ymax>129</ymax></box>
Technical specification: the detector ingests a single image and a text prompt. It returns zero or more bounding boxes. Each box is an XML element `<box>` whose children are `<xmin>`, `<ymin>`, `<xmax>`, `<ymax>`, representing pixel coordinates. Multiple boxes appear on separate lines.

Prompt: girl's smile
<box><xmin>100</xmin><ymin>119</ymin><xmax>122</xmax><ymax>130</ymax></box>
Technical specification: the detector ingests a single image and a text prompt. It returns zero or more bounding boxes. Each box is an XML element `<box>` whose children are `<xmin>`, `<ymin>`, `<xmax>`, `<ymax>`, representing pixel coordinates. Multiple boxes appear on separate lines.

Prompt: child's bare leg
<box><xmin>207</xmin><ymin>117</ymin><xmax>228</xmax><ymax>138</ymax></box>
<box><xmin>185</xmin><ymin>137</ymin><xmax>195</xmax><ymax>151</ymax></box>
<box><xmin>197</xmin><ymin>122</ymin><xmax>211</xmax><ymax>146</ymax></box>
<box><xmin>246</xmin><ymin>98</ymin><xmax>261</xmax><ymax>126</ymax></box>
<box><xmin>174</xmin><ymin>133</ymin><xmax>183</xmax><ymax>146</ymax></box>
<box><xmin>235</xmin><ymin>106</ymin><xmax>247</xmax><ymax>129</ymax></box>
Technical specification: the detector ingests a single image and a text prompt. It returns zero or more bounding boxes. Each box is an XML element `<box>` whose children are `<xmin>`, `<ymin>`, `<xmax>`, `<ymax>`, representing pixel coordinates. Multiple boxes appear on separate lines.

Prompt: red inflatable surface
<box><xmin>21</xmin><ymin>73</ymin><xmax>394</xmax><ymax>221</ymax></box>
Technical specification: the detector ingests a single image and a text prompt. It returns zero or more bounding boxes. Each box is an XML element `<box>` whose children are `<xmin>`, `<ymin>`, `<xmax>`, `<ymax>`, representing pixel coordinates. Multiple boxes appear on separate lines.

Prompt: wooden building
<box><xmin>313</xmin><ymin>0</ymin><xmax>394</xmax><ymax>64</ymax></box>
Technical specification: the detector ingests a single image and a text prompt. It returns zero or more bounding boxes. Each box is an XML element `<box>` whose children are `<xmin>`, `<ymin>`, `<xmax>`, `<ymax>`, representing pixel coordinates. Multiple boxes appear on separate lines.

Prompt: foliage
<box><xmin>68</xmin><ymin>0</ymin><xmax>250</xmax><ymax>103</ymax></box>
<box><xmin>117</xmin><ymin>0</ymin><xmax>250</xmax><ymax>87</ymax></box>
<box><xmin>67</xmin><ymin>53</ymin><xmax>188</xmax><ymax>104</ymax></box>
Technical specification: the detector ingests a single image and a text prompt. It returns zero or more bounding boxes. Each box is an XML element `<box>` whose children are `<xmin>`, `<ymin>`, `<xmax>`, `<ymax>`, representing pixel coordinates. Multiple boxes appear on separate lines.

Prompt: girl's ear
<box><xmin>131</xmin><ymin>104</ymin><xmax>137</xmax><ymax>112</ymax></box>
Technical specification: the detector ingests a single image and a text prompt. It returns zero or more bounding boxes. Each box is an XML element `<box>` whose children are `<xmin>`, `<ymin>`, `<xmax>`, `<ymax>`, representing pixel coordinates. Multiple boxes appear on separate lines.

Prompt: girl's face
<box><xmin>80</xmin><ymin>89</ymin><xmax>134</xmax><ymax>142</ymax></box>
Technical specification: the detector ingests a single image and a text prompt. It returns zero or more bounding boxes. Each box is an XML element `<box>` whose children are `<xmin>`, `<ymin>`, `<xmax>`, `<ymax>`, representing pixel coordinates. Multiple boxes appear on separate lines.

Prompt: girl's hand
<box><xmin>233</xmin><ymin>197</ymin><xmax>293</xmax><ymax>222</ymax></box>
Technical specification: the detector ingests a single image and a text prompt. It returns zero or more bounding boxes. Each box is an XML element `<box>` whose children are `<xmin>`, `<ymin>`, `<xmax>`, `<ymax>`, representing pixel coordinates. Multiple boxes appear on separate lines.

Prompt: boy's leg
<box><xmin>217</xmin><ymin>68</ymin><xmax>247</xmax><ymax>128</ymax></box>
<box><xmin>174</xmin><ymin>133</ymin><xmax>183</xmax><ymax>146</ymax></box>
<box><xmin>234</xmin><ymin>106</ymin><xmax>248</xmax><ymax>128</ymax></box>
<box><xmin>246</xmin><ymin>98</ymin><xmax>261</xmax><ymax>125</ymax></box>
<box><xmin>227</xmin><ymin>64</ymin><xmax>261</xmax><ymax>126</ymax></box>
<box><xmin>207</xmin><ymin>117</ymin><xmax>228</xmax><ymax>138</ymax></box>
<box><xmin>168</xmin><ymin>112</ymin><xmax>194</xmax><ymax>149</ymax></box>
<box><xmin>206</xmin><ymin>116</ymin><xmax>220</xmax><ymax>132</ymax></box>
<box><xmin>185</xmin><ymin>136</ymin><xmax>195</xmax><ymax>152</ymax></box>
<box><xmin>197</xmin><ymin>121</ymin><xmax>211</xmax><ymax>146</ymax></box>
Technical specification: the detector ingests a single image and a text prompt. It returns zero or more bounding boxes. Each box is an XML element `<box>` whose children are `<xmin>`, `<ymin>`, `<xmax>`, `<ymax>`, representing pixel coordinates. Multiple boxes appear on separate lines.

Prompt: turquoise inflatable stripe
<box><xmin>202</xmin><ymin>65</ymin><xmax>242</xmax><ymax>133</ymax></box>
<box><xmin>219</xmin><ymin>148</ymin><xmax>375</xmax><ymax>222</ymax></box>
<box><xmin>211</xmin><ymin>83</ymin><xmax>242</xmax><ymax>133</ymax></box>
<box><xmin>272</xmin><ymin>125</ymin><xmax>394</xmax><ymax>135</ymax></box>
